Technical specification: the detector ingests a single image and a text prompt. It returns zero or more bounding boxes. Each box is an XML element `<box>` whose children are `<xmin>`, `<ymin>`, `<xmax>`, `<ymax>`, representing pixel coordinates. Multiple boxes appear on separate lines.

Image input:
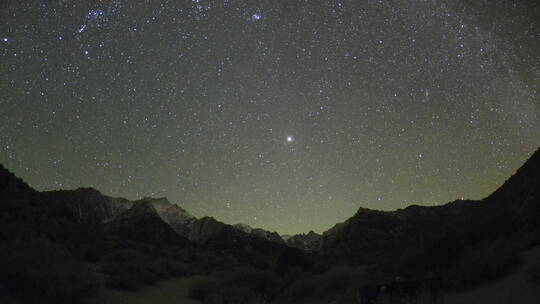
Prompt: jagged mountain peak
<box><xmin>285</xmin><ymin>230</ymin><xmax>322</xmax><ymax>252</ymax></box>
<box><xmin>232</xmin><ymin>223</ymin><xmax>285</xmax><ymax>243</ymax></box>
<box><xmin>0</xmin><ymin>164</ymin><xmax>32</xmax><ymax>195</ymax></box>
<box><xmin>137</xmin><ymin>197</ymin><xmax>171</xmax><ymax>211</ymax></box>
<box><xmin>196</xmin><ymin>216</ymin><xmax>223</xmax><ymax>227</ymax></box>
<box><xmin>114</xmin><ymin>200</ymin><xmax>158</xmax><ymax>221</ymax></box>
<box><xmin>353</xmin><ymin>206</ymin><xmax>386</xmax><ymax>217</ymax></box>
<box><xmin>135</xmin><ymin>197</ymin><xmax>195</xmax><ymax>219</ymax></box>
<box><xmin>72</xmin><ymin>187</ymin><xmax>103</xmax><ymax>195</ymax></box>
<box><xmin>306</xmin><ymin>230</ymin><xmax>320</xmax><ymax>237</ymax></box>
<box><xmin>106</xmin><ymin>200</ymin><xmax>189</xmax><ymax>246</ymax></box>
<box><xmin>233</xmin><ymin>223</ymin><xmax>253</xmax><ymax>233</ymax></box>
<box><xmin>165</xmin><ymin>204</ymin><xmax>195</xmax><ymax>218</ymax></box>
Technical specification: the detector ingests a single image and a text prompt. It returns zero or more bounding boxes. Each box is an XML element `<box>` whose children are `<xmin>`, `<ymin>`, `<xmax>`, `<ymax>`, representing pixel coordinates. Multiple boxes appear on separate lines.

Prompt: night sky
<box><xmin>1</xmin><ymin>0</ymin><xmax>539</xmax><ymax>234</ymax></box>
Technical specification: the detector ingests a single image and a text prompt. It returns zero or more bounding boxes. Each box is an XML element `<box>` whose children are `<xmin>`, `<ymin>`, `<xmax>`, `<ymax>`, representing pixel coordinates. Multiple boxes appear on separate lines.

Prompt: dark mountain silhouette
<box><xmin>0</xmin><ymin>164</ymin><xmax>295</xmax><ymax>302</ymax></box>
<box><xmin>484</xmin><ymin>147</ymin><xmax>540</xmax><ymax>232</ymax></box>
<box><xmin>105</xmin><ymin>200</ymin><xmax>190</xmax><ymax>246</ymax></box>
<box><xmin>284</xmin><ymin>230</ymin><xmax>322</xmax><ymax>252</ymax></box>
<box><xmin>0</xmin><ymin>147</ymin><xmax>539</xmax><ymax>303</ymax></box>
<box><xmin>314</xmin><ymin>148</ymin><xmax>540</xmax><ymax>289</ymax></box>
<box><xmin>41</xmin><ymin>187</ymin><xmax>133</xmax><ymax>227</ymax></box>
<box><xmin>319</xmin><ymin>148</ymin><xmax>540</xmax><ymax>254</ymax></box>
<box><xmin>148</xmin><ymin>197</ymin><xmax>198</xmax><ymax>238</ymax></box>
<box><xmin>233</xmin><ymin>223</ymin><xmax>285</xmax><ymax>244</ymax></box>
<box><xmin>38</xmin><ymin>187</ymin><xmax>287</xmax><ymax>255</ymax></box>
<box><xmin>188</xmin><ymin>216</ymin><xmax>296</xmax><ymax>270</ymax></box>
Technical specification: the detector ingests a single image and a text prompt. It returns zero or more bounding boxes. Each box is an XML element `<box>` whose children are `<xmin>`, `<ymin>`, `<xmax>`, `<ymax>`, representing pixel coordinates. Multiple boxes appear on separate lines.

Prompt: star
<box><xmin>286</xmin><ymin>136</ymin><xmax>294</xmax><ymax>143</ymax></box>
<box><xmin>76</xmin><ymin>24</ymin><xmax>87</xmax><ymax>33</ymax></box>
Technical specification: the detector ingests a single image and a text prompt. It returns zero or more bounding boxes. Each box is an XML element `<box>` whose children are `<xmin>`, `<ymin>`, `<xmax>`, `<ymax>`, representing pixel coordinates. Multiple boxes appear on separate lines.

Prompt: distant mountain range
<box><xmin>40</xmin><ymin>184</ymin><xmax>317</xmax><ymax>251</ymax></box>
<box><xmin>1</xmin><ymin>147</ymin><xmax>539</xmax><ymax>303</ymax></box>
<box><xmin>41</xmin><ymin>187</ymin><xmax>288</xmax><ymax>247</ymax></box>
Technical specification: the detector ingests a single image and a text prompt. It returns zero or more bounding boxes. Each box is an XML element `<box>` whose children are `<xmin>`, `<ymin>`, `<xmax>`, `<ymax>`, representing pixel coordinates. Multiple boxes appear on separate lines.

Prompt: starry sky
<box><xmin>1</xmin><ymin>0</ymin><xmax>539</xmax><ymax>234</ymax></box>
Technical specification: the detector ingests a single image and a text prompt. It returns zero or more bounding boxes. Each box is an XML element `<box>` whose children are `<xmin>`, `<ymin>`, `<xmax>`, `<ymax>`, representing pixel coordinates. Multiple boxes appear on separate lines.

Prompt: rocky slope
<box><xmin>0</xmin><ymin>163</ymin><xmax>294</xmax><ymax>261</ymax></box>
<box><xmin>131</xmin><ymin>197</ymin><xmax>198</xmax><ymax>240</ymax></box>
<box><xmin>0</xmin><ymin>163</ymin><xmax>297</xmax><ymax>302</ymax></box>
<box><xmin>233</xmin><ymin>223</ymin><xmax>285</xmax><ymax>244</ymax></box>
<box><xmin>284</xmin><ymin>230</ymin><xmax>322</xmax><ymax>252</ymax></box>
<box><xmin>38</xmin><ymin>187</ymin><xmax>285</xmax><ymax>247</ymax></box>
<box><xmin>105</xmin><ymin>200</ymin><xmax>190</xmax><ymax>246</ymax></box>
<box><xmin>42</xmin><ymin>188</ymin><xmax>133</xmax><ymax>227</ymax></box>
<box><xmin>315</xmin><ymin>148</ymin><xmax>540</xmax><ymax>285</ymax></box>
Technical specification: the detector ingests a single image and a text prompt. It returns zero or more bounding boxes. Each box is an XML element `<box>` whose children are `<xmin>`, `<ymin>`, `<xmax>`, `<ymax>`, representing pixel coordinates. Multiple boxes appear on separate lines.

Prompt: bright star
<box><xmin>87</xmin><ymin>10</ymin><xmax>104</xmax><ymax>18</ymax></box>
<box><xmin>77</xmin><ymin>24</ymin><xmax>87</xmax><ymax>33</ymax></box>
<box><xmin>287</xmin><ymin>136</ymin><xmax>294</xmax><ymax>143</ymax></box>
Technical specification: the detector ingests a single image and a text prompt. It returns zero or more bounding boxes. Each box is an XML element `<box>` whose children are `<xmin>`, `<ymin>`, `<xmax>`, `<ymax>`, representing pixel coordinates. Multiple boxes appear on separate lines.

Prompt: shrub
<box><xmin>188</xmin><ymin>269</ymin><xmax>283</xmax><ymax>304</ymax></box>
<box><xmin>0</xmin><ymin>237</ymin><xmax>104</xmax><ymax>303</ymax></box>
<box><xmin>324</xmin><ymin>264</ymin><xmax>360</xmax><ymax>293</ymax></box>
<box><xmin>167</xmin><ymin>260</ymin><xmax>193</xmax><ymax>276</ymax></box>
<box><xmin>188</xmin><ymin>278</ymin><xmax>221</xmax><ymax>301</ymax></box>
<box><xmin>101</xmin><ymin>248</ymin><xmax>187</xmax><ymax>290</ymax></box>
<box><xmin>447</xmin><ymin>239</ymin><xmax>519</xmax><ymax>290</ymax></box>
<box><xmin>284</xmin><ymin>275</ymin><xmax>324</xmax><ymax>302</ymax></box>
<box><xmin>527</xmin><ymin>266</ymin><xmax>540</xmax><ymax>284</ymax></box>
<box><xmin>275</xmin><ymin>247</ymin><xmax>311</xmax><ymax>274</ymax></box>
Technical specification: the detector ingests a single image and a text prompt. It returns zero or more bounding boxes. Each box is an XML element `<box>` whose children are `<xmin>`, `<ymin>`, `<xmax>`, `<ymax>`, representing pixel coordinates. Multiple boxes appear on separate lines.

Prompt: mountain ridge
<box><xmin>2</xmin><ymin>146</ymin><xmax>539</xmax><ymax>252</ymax></box>
<box><xmin>1</xmin><ymin>147</ymin><xmax>540</xmax><ymax>302</ymax></box>
<box><xmin>315</xmin><ymin>147</ymin><xmax>540</xmax><ymax>270</ymax></box>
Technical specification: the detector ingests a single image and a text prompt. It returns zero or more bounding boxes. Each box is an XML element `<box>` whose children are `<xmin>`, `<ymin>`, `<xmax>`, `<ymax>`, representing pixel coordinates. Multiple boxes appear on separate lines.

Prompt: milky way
<box><xmin>1</xmin><ymin>0</ymin><xmax>539</xmax><ymax>234</ymax></box>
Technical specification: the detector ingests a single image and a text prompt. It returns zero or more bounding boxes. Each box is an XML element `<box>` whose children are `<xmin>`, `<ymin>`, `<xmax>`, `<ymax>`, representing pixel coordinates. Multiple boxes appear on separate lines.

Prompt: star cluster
<box><xmin>1</xmin><ymin>0</ymin><xmax>539</xmax><ymax>234</ymax></box>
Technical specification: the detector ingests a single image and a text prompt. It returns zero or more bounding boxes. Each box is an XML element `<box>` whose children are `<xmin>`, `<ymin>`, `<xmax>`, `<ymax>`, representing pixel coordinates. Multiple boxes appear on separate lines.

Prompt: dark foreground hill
<box><xmin>0</xmin><ymin>164</ymin><xmax>299</xmax><ymax>303</ymax></box>
<box><xmin>186</xmin><ymin>147</ymin><xmax>540</xmax><ymax>303</ymax></box>
<box><xmin>315</xmin><ymin>147</ymin><xmax>540</xmax><ymax>289</ymax></box>
<box><xmin>0</xmin><ymin>147</ymin><xmax>539</xmax><ymax>303</ymax></box>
